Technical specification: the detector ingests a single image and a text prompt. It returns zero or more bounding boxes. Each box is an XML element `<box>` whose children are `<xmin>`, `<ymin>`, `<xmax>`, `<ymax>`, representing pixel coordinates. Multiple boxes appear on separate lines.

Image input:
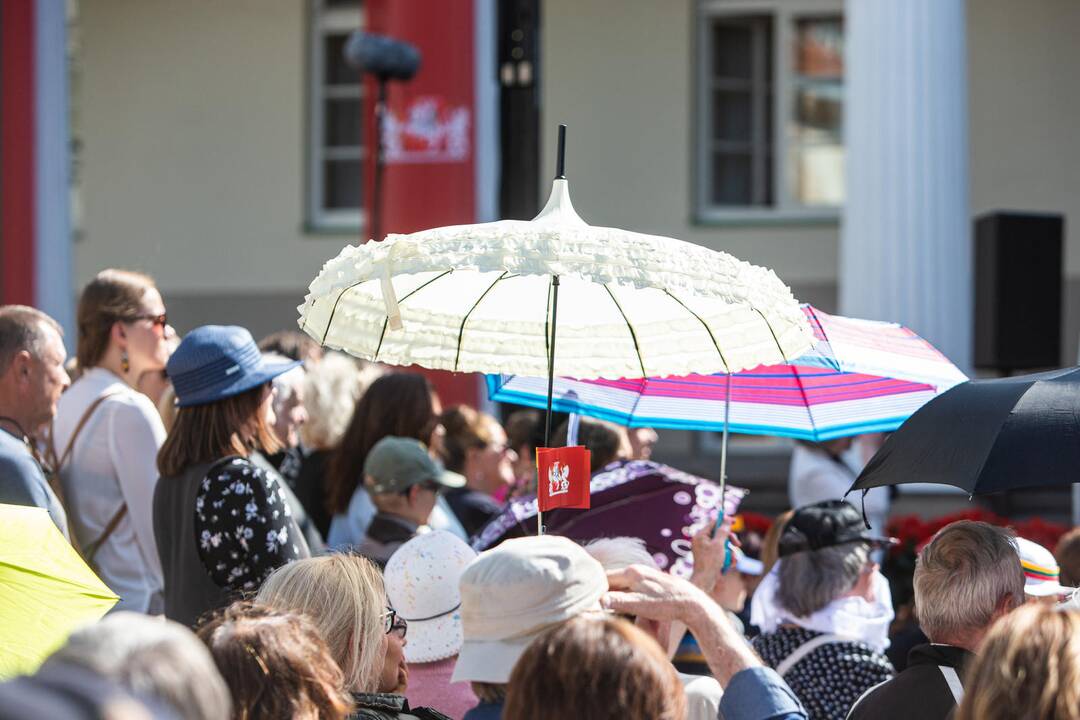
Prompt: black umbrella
<box><xmin>849</xmin><ymin>366</ymin><xmax>1080</xmax><ymax>496</ymax></box>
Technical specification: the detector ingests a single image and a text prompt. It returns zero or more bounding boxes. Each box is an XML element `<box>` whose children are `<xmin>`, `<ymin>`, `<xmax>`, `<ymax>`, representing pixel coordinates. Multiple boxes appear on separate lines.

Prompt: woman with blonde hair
<box><xmin>955</xmin><ymin>604</ymin><xmax>1080</xmax><ymax>720</ymax></box>
<box><xmin>256</xmin><ymin>554</ymin><xmax>452</xmax><ymax>720</ymax></box>
<box><xmin>503</xmin><ymin>616</ymin><xmax>686</xmax><ymax>720</ymax></box>
<box><xmin>197</xmin><ymin>602</ymin><xmax>353</xmax><ymax>720</ymax></box>
<box><xmin>52</xmin><ymin>269</ymin><xmax>176</xmax><ymax>613</ymax></box>
<box><xmin>154</xmin><ymin>325</ymin><xmax>309</xmax><ymax>627</ymax></box>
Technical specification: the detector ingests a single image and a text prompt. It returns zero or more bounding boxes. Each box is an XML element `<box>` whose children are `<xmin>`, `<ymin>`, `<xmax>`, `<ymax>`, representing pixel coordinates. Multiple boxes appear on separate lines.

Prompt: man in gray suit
<box><xmin>0</xmin><ymin>305</ymin><xmax>71</xmax><ymax>537</ymax></box>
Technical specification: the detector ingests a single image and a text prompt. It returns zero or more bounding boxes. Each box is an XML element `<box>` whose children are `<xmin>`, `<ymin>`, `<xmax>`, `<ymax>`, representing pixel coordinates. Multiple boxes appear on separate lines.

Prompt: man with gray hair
<box><xmin>0</xmin><ymin>305</ymin><xmax>71</xmax><ymax>537</ymax></box>
<box><xmin>846</xmin><ymin>520</ymin><xmax>1024</xmax><ymax>720</ymax></box>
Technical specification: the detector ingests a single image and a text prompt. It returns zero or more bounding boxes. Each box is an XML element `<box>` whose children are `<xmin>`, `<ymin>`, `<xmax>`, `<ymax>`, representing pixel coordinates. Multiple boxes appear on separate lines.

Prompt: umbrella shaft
<box><xmin>544</xmin><ymin>275</ymin><xmax>561</xmax><ymax>448</ymax></box>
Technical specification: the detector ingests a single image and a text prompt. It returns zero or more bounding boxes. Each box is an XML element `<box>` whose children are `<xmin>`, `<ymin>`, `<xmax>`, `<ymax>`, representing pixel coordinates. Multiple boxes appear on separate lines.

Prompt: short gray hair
<box><xmin>777</xmin><ymin>542</ymin><xmax>870</xmax><ymax>617</ymax></box>
<box><xmin>300</xmin><ymin>352</ymin><xmax>384</xmax><ymax>450</ymax></box>
<box><xmin>48</xmin><ymin>612</ymin><xmax>231</xmax><ymax>720</ymax></box>
<box><xmin>584</xmin><ymin>537</ymin><xmax>659</xmax><ymax>572</ymax></box>
<box><xmin>914</xmin><ymin>520</ymin><xmax>1024</xmax><ymax>643</ymax></box>
<box><xmin>0</xmin><ymin>305</ymin><xmax>62</xmax><ymax>375</ymax></box>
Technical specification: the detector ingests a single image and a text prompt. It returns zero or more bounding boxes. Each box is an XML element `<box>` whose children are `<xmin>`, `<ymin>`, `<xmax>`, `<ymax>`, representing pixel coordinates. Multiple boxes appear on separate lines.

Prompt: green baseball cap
<box><xmin>363</xmin><ymin>436</ymin><xmax>467</xmax><ymax>494</ymax></box>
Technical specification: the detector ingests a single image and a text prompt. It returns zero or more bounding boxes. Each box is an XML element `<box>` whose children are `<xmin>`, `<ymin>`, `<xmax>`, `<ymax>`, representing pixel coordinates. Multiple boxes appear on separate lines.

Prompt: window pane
<box><xmin>712</xmin><ymin>22</ymin><xmax>753</xmax><ymax>79</ymax></box>
<box><xmin>796</xmin><ymin>17</ymin><xmax>844</xmax><ymax>79</ymax></box>
<box><xmin>711</xmin><ymin>153</ymin><xmax>751</xmax><ymax>206</ymax></box>
<box><xmin>707</xmin><ymin>15</ymin><xmax>773</xmax><ymax>208</ymax></box>
<box><xmin>712</xmin><ymin>90</ymin><xmax>752</xmax><ymax>142</ymax></box>
<box><xmin>325</xmin><ymin>98</ymin><xmax>363</xmax><ymax>147</ymax></box>
<box><xmin>324</xmin><ymin>159</ymin><xmax>363</xmax><ymax>210</ymax></box>
<box><xmin>325</xmin><ymin>33</ymin><xmax>358</xmax><ymax>85</ymax></box>
<box><xmin>791</xmin><ymin>15</ymin><xmax>844</xmax><ymax>207</ymax></box>
<box><xmin>794</xmin><ymin>145</ymin><xmax>844</xmax><ymax>205</ymax></box>
<box><xmin>794</xmin><ymin>82</ymin><xmax>842</xmax><ymax>143</ymax></box>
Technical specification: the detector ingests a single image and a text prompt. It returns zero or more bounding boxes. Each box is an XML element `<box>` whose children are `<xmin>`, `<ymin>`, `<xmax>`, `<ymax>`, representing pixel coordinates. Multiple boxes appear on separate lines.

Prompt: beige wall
<box><xmin>76</xmin><ymin>0</ymin><xmax>349</xmax><ymax>305</ymax></box>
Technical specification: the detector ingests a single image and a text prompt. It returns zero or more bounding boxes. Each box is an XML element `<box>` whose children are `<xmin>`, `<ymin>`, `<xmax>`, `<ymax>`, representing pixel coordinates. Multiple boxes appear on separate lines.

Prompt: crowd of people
<box><xmin>1</xmin><ymin>268</ymin><xmax>1080</xmax><ymax>719</ymax></box>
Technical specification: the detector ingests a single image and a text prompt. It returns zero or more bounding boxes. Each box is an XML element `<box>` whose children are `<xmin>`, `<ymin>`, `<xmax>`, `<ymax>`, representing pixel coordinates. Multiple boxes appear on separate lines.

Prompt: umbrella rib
<box><xmin>662</xmin><ymin>289</ymin><xmax>732</xmax><ymax>374</ymax></box>
<box><xmin>454</xmin><ymin>270</ymin><xmax>511</xmax><ymax>372</ymax></box>
<box><xmin>321</xmin><ymin>280</ymin><xmax>367</xmax><ymax>345</ymax></box>
<box><xmin>752</xmin><ymin>306</ymin><xmax>788</xmax><ymax>360</ymax></box>
<box><xmin>372</xmin><ymin>269</ymin><xmax>454</xmax><ymax>361</ymax></box>
<box><xmin>603</xmin><ymin>284</ymin><xmax>647</xmax><ymax>378</ymax></box>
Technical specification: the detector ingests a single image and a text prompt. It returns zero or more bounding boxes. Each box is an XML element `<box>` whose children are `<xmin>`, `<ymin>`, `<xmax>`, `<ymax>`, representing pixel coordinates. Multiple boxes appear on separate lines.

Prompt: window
<box><xmin>696</xmin><ymin>0</ymin><xmax>844</xmax><ymax>221</ymax></box>
<box><xmin>308</xmin><ymin>0</ymin><xmax>364</xmax><ymax>230</ymax></box>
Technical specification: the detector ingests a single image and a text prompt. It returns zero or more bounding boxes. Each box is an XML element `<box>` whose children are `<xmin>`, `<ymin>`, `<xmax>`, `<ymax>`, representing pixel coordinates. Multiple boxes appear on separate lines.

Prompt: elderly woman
<box><xmin>439</xmin><ymin>405</ymin><xmax>517</xmax><ymax>535</ymax></box>
<box><xmin>749</xmin><ymin>500</ymin><xmax>895</xmax><ymax>720</ymax></box>
<box><xmin>256</xmin><ymin>554</ymin><xmax>452</xmax><ymax>720</ymax></box>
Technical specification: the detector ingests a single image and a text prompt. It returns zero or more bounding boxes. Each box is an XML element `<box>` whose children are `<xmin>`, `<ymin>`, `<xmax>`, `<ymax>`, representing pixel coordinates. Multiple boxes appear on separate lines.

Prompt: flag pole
<box><xmin>540</xmin><ymin>274</ymin><xmax>561</xmax><ymax>537</ymax></box>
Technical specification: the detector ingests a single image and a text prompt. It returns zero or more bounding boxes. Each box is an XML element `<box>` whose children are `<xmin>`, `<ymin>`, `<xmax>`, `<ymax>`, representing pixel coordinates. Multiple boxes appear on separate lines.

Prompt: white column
<box><xmin>840</xmin><ymin>0</ymin><xmax>971</xmax><ymax>371</ymax></box>
<box><xmin>35</xmin><ymin>0</ymin><xmax>75</xmax><ymax>345</ymax></box>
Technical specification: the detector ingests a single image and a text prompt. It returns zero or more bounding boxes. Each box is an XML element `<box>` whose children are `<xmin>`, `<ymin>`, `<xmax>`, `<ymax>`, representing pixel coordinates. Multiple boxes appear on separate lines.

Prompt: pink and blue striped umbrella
<box><xmin>487</xmin><ymin>306</ymin><xmax>967</xmax><ymax>441</ymax></box>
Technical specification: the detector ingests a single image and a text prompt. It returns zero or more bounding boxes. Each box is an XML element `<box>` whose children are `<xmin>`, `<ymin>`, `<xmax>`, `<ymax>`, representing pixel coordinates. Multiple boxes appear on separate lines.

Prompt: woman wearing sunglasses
<box><xmin>52</xmin><ymin>269</ymin><xmax>177</xmax><ymax>613</ymax></box>
<box><xmin>258</xmin><ymin>554</ymin><xmax>452</xmax><ymax>720</ymax></box>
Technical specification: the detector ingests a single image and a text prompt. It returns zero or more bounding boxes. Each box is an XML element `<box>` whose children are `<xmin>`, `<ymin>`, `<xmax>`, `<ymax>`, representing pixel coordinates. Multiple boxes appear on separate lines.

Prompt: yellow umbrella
<box><xmin>0</xmin><ymin>504</ymin><xmax>118</xmax><ymax>679</ymax></box>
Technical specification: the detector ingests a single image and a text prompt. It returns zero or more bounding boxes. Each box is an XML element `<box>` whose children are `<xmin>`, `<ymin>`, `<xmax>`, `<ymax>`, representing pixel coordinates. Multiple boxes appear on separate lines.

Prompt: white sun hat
<box><xmin>451</xmin><ymin>535</ymin><xmax>607</xmax><ymax>684</ymax></box>
<box><xmin>1016</xmin><ymin>536</ymin><xmax>1075</xmax><ymax>598</ymax></box>
<box><xmin>384</xmin><ymin>530</ymin><xmax>477</xmax><ymax>663</ymax></box>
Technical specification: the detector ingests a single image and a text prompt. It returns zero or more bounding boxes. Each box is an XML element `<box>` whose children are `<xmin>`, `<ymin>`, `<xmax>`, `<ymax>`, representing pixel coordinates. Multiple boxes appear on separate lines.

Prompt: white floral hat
<box><xmin>384</xmin><ymin>530</ymin><xmax>477</xmax><ymax>663</ymax></box>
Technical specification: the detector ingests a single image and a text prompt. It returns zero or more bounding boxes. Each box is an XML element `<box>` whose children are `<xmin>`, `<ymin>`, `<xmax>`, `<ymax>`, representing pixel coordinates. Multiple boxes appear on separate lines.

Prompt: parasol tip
<box><xmin>556</xmin><ymin>124</ymin><xmax>567</xmax><ymax>179</ymax></box>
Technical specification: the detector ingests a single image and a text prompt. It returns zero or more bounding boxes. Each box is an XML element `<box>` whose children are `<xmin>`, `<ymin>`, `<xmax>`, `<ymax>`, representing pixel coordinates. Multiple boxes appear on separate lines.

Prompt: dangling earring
<box><xmin>121</xmin><ymin>350</ymin><xmax>130</xmax><ymax>374</ymax></box>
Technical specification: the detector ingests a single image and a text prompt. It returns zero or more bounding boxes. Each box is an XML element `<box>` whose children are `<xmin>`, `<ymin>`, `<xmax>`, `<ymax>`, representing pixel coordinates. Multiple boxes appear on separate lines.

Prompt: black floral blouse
<box><xmin>194</xmin><ymin>457</ymin><xmax>304</xmax><ymax>592</ymax></box>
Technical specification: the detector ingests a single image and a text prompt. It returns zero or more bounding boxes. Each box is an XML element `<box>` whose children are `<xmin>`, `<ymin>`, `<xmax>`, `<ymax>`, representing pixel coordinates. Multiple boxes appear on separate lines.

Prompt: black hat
<box><xmin>778</xmin><ymin>500</ymin><xmax>897</xmax><ymax>558</ymax></box>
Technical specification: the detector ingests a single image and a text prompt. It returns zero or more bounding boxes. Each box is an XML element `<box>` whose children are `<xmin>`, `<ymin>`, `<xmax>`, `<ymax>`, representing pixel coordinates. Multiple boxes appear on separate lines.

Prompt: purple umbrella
<box><xmin>472</xmin><ymin>460</ymin><xmax>746</xmax><ymax>576</ymax></box>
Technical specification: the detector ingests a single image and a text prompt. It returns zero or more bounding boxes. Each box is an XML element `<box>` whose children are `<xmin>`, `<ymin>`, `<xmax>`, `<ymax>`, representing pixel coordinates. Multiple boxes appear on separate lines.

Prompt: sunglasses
<box><xmin>126</xmin><ymin>313</ymin><xmax>168</xmax><ymax>330</ymax></box>
<box><xmin>383</xmin><ymin>607</ymin><xmax>408</xmax><ymax>639</ymax></box>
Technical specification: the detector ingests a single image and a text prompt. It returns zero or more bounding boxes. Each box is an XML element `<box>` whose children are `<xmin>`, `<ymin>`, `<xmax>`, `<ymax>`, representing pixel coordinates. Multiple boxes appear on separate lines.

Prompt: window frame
<box><xmin>695</xmin><ymin>0</ymin><xmax>844</xmax><ymax>225</ymax></box>
<box><xmin>307</xmin><ymin>0</ymin><xmax>365</xmax><ymax>232</ymax></box>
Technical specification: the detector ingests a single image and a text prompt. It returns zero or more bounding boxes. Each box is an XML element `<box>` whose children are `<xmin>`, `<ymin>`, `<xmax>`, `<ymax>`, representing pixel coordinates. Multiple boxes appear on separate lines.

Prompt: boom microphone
<box><xmin>344</xmin><ymin>31</ymin><xmax>421</xmax><ymax>81</ymax></box>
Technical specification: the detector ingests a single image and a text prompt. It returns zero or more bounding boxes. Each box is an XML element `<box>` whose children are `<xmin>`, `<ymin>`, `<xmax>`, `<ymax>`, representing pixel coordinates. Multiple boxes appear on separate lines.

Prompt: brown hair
<box><xmin>157</xmin><ymin>384</ymin><xmax>279</xmax><ymax>477</ymax></box>
<box><xmin>505</xmin><ymin>409</ymin><xmax>541</xmax><ymax>455</ymax></box>
<box><xmin>552</xmin><ymin>417</ymin><xmax>628</xmax><ymax>473</ymax></box>
<box><xmin>326</xmin><ymin>372</ymin><xmax>436</xmax><ymax>514</ymax></box>
<box><xmin>955</xmin><ymin>604</ymin><xmax>1080</xmax><ymax>720</ymax></box>
<box><xmin>504</xmin><ymin>616</ymin><xmax>686</xmax><ymax>720</ymax></box>
<box><xmin>76</xmin><ymin>269</ymin><xmax>158</xmax><ymax>368</ymax></box>
<box><xmin>1056</xmin><ymin>528</ymin><xmax>1080</xmax><ymax>588</ymax></box>
<box><xmin>196</xmin><ymin>601</ymin><xmax>353</xmax><ymax>720</ymax></box>
<box><xmin>0</xmin><ymin>305</ymin><xmax>62</xmax><ymax>374</ymax></box>
<box><xmin>440</xmin><ymin>405</ymin><xmax>498</xmax><ymax>472</ymax></box>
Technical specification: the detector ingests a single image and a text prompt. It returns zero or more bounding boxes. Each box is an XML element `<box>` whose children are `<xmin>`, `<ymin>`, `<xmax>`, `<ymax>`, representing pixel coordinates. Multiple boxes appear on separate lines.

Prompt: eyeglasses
<box><xmin>383</xmin><ymin>607</ymin><xmax>408</xmax><ymax>639</ymax></box>
<box><xmin>126</xmin><ymin>313</ymin><xmax>168</xmax><ymax>330</ymax></box>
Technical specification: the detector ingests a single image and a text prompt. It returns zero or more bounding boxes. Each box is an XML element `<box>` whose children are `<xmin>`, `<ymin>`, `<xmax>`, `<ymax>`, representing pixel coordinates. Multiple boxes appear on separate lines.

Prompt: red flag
<box><xmin>536</xmin><ymin>446</ymin><xmax>591</xmax><ymax>511</ymax></box>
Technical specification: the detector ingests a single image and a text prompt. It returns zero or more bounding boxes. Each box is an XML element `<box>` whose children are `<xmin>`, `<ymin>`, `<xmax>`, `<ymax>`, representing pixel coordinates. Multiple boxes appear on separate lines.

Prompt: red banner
<box><xmin>537</xmin><ymin>446</ymin><xmax>592</xmax><ymax>512</ymax></box>
<box><xmin>363</xmin><ymin>0</ymin><xmax>478</xmax><ymax>408</ymax></box>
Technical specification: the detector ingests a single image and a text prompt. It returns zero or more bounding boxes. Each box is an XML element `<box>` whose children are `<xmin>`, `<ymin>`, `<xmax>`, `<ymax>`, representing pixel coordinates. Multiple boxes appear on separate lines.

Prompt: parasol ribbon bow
<box><xmin>381</xmin><ymin>261</ymin><xmax>404</xmax><ymax>330</ymax></box>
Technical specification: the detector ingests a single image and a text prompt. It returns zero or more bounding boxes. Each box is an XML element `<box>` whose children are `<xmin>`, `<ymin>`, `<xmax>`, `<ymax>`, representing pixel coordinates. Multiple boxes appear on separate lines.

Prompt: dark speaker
<box><xmin>974</xmin><ymin>212</ymin><xmax>1064</xmax><ymax>371</ymax></box>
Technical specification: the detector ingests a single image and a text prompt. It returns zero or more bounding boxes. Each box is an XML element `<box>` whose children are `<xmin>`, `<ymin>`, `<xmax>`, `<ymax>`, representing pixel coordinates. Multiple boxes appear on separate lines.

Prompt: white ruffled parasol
<box><xmin>298</xmin><ymin>133</ymin><xmax>811</xmax><ymax>380</ymax></box>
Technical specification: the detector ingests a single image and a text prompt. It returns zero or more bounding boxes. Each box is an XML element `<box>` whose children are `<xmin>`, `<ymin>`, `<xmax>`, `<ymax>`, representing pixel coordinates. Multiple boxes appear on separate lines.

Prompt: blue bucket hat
<box><xmin>167</xmin><ymin>325</ymin><xmax>302</xmax><ymax>407</ymax></box>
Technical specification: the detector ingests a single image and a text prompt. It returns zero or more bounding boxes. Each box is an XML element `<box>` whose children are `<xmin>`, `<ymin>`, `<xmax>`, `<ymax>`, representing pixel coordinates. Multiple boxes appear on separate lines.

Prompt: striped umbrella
<box><xmin>487</xmin><ymin>306</ymin><xmax>967</xmax><ymax>442</ymax></box>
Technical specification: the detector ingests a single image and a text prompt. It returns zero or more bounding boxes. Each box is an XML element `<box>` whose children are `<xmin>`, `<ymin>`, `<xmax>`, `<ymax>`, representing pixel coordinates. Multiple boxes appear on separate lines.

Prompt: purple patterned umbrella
<box><xmin>471</xmin><ymin>460</ymin><xmax>746</xmax><ymax>576</ymax></box>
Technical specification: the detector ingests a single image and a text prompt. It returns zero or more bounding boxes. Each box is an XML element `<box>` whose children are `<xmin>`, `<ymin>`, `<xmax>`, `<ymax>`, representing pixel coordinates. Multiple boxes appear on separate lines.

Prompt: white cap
<box><xmin>1016</xmin><ymin>536</ymin><xmax>1075</xmax><ymax>598</ymax></box>
<box><xmin>384</xmin><ymin>530</ymin><xmax>477</xmax><ymax>663</ymax></box>
<box><xmin>451</xmin><ymin>536</ymin><xmax>607</xmax><ymax>684</ymax></box>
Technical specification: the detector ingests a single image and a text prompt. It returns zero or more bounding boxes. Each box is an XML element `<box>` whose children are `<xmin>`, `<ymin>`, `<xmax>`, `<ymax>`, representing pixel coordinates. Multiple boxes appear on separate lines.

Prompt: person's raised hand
<box><xmin>689</xmin><ymin>520</ymin><xmax>740</xmax><ymax>592</ymax></box>
<box><xmin>603</xmin><ymin>564</ymin><xmax>712</xmax><ymax>624</ymax></box>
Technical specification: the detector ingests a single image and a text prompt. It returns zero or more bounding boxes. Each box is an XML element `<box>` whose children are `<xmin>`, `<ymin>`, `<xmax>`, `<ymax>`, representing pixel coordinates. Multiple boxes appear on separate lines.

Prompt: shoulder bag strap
<box><xmin>48</xmin><ymin>390</ymin><xmax>127</xmax><ymax>566</ymax></box>
<box><xmin>777</xmin><ymin>633</ymin><xmax>848</xmax><ymax>678</ymax></box>
<box><xmin>938</xmin><ymin>665</ymin><xmax>964</xmax><ymax>705</ymax></box>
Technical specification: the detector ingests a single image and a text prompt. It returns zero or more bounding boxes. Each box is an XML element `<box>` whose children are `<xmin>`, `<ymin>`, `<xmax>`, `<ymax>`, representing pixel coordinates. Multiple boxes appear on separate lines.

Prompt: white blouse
<box><xmin>53</xmin><ymin>367</ymin><xmax>167</xmax><ymax>613</ymax></box>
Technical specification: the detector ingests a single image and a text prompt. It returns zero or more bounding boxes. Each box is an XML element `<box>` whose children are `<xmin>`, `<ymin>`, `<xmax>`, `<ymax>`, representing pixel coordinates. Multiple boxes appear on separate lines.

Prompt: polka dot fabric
<box><xmin>752</xmin><ymin>626</ymin><xmax>894</xmax><ymax>720</ymax></box>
